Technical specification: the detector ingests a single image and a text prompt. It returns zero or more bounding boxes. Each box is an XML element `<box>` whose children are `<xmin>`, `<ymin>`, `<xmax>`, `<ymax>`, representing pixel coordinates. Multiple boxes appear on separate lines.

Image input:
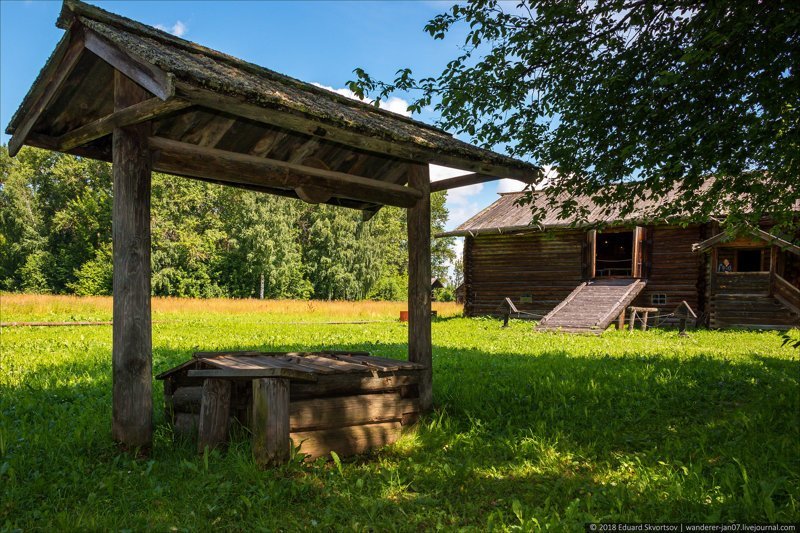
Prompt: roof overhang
<box><xmin>692</xmin><ymin>226</ymin><xmax>800</xmax><ymax>256</ymax></box>
<box><xmin>6</xmin><ymin>0</ymin><xmax>539</xmax><ymax>215</ymax></box>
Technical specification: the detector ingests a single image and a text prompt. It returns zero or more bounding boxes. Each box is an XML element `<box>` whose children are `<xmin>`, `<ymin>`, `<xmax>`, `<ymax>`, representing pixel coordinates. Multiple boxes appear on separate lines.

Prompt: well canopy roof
<box><xmin>6</xmin><ymin>0</ymin><xmax>536</xmax><ymax>213</ymax></box>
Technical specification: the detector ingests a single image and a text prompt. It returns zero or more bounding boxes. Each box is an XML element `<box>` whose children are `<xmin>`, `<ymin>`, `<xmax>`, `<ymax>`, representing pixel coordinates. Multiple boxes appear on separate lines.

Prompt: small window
<box><xmin>651</xmin><ymin>294</ymin><xmax>667</xmax><ymax>305</ymax></box>
<box><xmin>520</xmin><ymin>294</ymin><xmax>533</xmax><ymax>304</ymax></box>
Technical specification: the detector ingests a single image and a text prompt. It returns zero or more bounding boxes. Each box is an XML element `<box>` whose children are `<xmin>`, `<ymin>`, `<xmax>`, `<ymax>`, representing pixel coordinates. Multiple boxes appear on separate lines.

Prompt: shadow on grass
<box><xmin>2</xmin><ymin>337</ymin><xmax>798</xmax><ymax>526</ymax></box>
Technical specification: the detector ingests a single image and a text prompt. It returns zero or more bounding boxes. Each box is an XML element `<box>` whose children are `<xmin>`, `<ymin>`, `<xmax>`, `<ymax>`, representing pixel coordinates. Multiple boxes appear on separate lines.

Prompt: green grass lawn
<box><xmin>1</xmin><ymin>297</ymin><xmax>798</xmax><ymax>530</ymax></box>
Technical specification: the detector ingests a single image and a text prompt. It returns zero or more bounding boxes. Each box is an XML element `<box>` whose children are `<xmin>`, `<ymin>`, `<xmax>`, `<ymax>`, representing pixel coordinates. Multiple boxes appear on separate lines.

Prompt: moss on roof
<box><xmin>8</xmin><ymin>0</ymin><xmax>535</xmax><ymax>175</ymax></box>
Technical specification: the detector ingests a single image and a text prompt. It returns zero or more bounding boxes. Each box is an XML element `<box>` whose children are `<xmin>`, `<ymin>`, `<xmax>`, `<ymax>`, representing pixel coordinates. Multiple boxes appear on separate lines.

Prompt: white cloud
<box><xmin>429</xmin><ymin>164</ymin><xmax>485</xmax><ymax>229</ymax></box>
<box><xmin>156</xmin><ymin>20</ymin><xmax>187</xmax><ymax>37</ymax></box>
<box><xmin>311</xmin><ymin>83</ymin><xmax>411</xmax><ymax>117</ymax></box>
<box><xmin>497</xmin><ymin>164</ymin><xmax>558</xmax><ymax>193</ymax></box>
<box><xmin>496</xmin><ymin>178</ymin><xmax>526</xmax><ymax>194</ymax></box>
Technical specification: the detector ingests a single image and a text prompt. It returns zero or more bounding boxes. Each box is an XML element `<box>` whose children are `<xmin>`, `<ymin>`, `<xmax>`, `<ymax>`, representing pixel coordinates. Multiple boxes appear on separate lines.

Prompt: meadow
<box><xmin>1</xmin><ymin>294</ymin><xmax>798</xmax><ymax>530</ymax></box>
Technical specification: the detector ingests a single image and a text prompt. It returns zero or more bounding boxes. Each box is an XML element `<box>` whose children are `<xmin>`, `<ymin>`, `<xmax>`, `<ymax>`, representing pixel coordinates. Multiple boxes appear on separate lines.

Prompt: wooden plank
<box><xmin>281</xmin><ymin>356</ymin><xmax>341</xmax><ymax>374</ymax></box>
<box><xmin>344</xmin><ymin>354</ymin><xmax>425</xmax><ymax>371</ymax></box>
<box><xmin>430</xmin><ymin>172</ymin><xmax>534</xmax><ymax>192</ymax></box>
<box><xmin>290</xmin><ymin>371</ymin><xmax>420</xmax><ymax>399</ymax></box>
<box><xmin>192</xmin><ymin>350</ymin><xmax>371</xmax><ymax>359</ymax></box>
<box><xmin>296</xmin><ymin>354</ymin><xmax>372</xmax><ymax>373</ymax></box>
<box><xmin>188</xmin><ymin>368</ymin><xmax>317</xmax><ymax>382</ymax></box>
<box><xmin>174</xmin><ymin>413</ymin><xmax>199</xmax><ymax>438</ymax></box>
<box><xmin>292</xmin><ymin>421</ymin><xmax>402</xmax><ymax>460</ymax></box>
<box><xmin>172</xmin><ymin>385</ymin><xmax>203</xmax><ymax>413</ymax></box>
<box><xmin>407</xmin><ymin>163</ymin><xmax>433</xmax><ymax>411</ymax></box>
<box><xmin>149</xmin><ymin>136</ymin><xmax>422</xmax><ymax>208</ymax></box>
<box><xmin>84</xmin><ymin>28</ymin><xmax>174</xmax><ymax>100</ymax></box>
<box><xmin>163</xmin><ymin>378</ymin><xmax>175</xmax><ymax>425</ymax></box>
<box><xmin>8</xmin><ymin>27</ymin><xmax>85</xmax><ymax>156</ymax></box>
<box><xmin>197</xmin><ymin>378</ymin><xmax>231</xmax><ymax>453</ymax></box>
<box><xmin>55</xmin><ymin>97</ymin><xmax>191</xmax><ymax>151</ymax></box>
<box><xmin>176</xmin><ymin>82</ymin><xmax>536</xmax><ymax>181</ymax></box>
<box><xmin>290</xmin><ymin>393</ymin><xmax>418</xmax><ymax>432</ymax></box>
<box><xmin>111</xmin><ymin>70</ymin><xmax>153</xmax><ymax>450</ymax></box>
<box><xmin>252</xmin><ymin>378</ymin><xmax>291</xmax><ymax>467</ymax></box>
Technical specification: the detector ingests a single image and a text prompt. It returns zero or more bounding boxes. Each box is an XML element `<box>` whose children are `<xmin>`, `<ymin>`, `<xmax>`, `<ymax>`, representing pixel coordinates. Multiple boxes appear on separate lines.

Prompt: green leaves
<box><xmin>0</xmin><ymin>147</ymin><xmax>454</xmax><ymax>300</ymax></box>
<box><xmin>349</xmin><ymin>0</ymin><xmax>800</xmax><ymax>235</ymax></box>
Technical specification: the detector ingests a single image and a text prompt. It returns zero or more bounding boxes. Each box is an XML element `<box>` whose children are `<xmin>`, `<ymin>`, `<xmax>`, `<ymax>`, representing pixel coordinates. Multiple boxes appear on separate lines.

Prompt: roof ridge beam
<box><xmin>149</xmin><ymin>136</ymin><xmax>423</xmax><ymax>208</ymax></box>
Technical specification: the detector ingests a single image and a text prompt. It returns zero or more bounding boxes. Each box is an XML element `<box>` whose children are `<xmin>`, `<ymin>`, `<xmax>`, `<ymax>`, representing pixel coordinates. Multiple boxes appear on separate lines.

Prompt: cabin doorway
<box><xmin>587</xmin><ymin>227</ymin><xmax>646</xmax><ymax>279</ymax></box>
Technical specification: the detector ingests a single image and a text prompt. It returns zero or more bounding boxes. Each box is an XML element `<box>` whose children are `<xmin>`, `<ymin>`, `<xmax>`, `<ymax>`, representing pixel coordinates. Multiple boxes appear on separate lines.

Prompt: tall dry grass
<box><xmin>0</xmin><ymin>293</ymin><xmax>463</xmax><ymax>322</ymax></box>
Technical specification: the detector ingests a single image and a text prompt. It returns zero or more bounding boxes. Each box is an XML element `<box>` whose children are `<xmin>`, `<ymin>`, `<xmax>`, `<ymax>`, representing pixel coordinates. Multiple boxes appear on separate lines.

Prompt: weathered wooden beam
<box><xmin>252</xmin><ymin>378</ymin><xmax>290</xmax><ymax>467</ymax></box>
<box><xmin>55</xmin><ymin>97</ymin><xmax>191</xmax><ymax>152</ymax></box>
<box><xmin>197</xmin><ymin>378</ymin><xmax>232</xmax><ymax>453</ymax></box>
<box><xmin>292</xmin><ymin>421</ymin><xmax>402</xmax><ymax>461</ymax></box>
<box><xmin>149</xmin><ymin>136</ymin><xmax>423</xmax><ymax>208</ymax></box>
<box><xmin>111</xmin><ymin>70</ymin><xmax>153</xmax><ymax>450</ymax></box>
<box><xmin>407</xmin><ymin>164</ymin><xmax>433</xmax><ymax>411</ymax></box>
<box><xmin>290</xmin><ymin>393</ymin><xmax>419</xmax><ymax>432</ymax></box>
<box><xmin>8</xmin><ymin>27</ymin><xmax>85</xmax><ymax>157</ymax></box>
<box><xmin>84</xmin><ymin>29</ymin><xmax>175</xmax><ymax>100</ymax></box>
<box><xmin>176</xmin><ymin>82</ymin><xmax>536</xmax><ymax>181</ymax></box>
<box><xmin>290</xmin><ymin>371</ymin><xmax>419</xmax><ymax>399</ymax></box>
<box><xmin>188</xmin><ymin>367</ymin><xmax>317</xmax><ymax>382</ymax></box>
<box><xmin>429</xmin><ymin>172</ymin><xmax>536</xmax><ymax>192</ymax></box>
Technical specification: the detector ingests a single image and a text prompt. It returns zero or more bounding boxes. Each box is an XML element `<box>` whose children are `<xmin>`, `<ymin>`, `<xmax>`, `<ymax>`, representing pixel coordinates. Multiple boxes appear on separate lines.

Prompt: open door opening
<box><xmin>595</xmin><ymin>230</ymin><xmax>634</xmax><ymax>277</ymax></box>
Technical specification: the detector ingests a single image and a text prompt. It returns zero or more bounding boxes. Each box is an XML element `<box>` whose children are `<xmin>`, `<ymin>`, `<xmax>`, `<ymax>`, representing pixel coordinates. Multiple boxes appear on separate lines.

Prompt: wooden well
<box><xmin>157</xmin><ymin>351</ymin><xmax>423</xmax><ymax>465</ymax></box>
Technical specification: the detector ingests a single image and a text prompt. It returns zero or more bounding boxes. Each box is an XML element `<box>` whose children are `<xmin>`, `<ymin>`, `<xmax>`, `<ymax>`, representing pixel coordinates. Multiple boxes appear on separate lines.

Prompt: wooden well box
<box><xmin>156</xmin><ymin>351</ymin><xmax>423</xmax><ymax>465</ymax></box>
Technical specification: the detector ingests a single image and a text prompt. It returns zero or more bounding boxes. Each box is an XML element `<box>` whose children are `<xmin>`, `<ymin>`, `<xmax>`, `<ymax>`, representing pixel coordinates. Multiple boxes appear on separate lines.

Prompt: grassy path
<box><xmin>1</xmin><ymin>296</ymin><xmax>798</xmax><ymax>530</ymax></box>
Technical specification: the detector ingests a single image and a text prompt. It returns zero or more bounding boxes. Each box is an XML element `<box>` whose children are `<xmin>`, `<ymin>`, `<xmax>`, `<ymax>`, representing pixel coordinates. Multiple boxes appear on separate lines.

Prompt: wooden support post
<box><xmin>197</xmin><ymin>378</ymin><xmax>232</xmax><ymax>454</ymax></box>
<box><xmin>616</xmin><ymin>310</ymin><xmax>625</xmax><ymax>330</ymax></box>
<box><xmin>407</xmin><ymin>164</ymin><xmax>432</xmax><ymax>412</ymax></box>
<box><xmin>252</xmin><ymin>378</ymin><xmax>290</xmax><ymax>467</ymax></box>
<box><xmin>642</xmin><ymin>311</ymin><xmax>650</xmax><ymax>331</ymax></box>
<box><xmin>628</xmin><ymin>309</ymin><xmax>636</xmax><ymax>331</ymax></box>
<box><xmin>769</xmin><ymin>245</ymin><xmax>778</xmax><ymax>295</ymax></box>
<box><xmin>111</xmin><ymin>70</ymin><xmax>153</xmax><ymax>449</ymax></box>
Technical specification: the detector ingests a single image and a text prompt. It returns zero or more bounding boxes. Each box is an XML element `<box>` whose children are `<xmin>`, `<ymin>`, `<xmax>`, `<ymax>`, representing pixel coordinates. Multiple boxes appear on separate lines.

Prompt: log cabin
<box><xmin>441</xmin><ymin>190</ymin><xmax>800</xmax><ymax>332</ymax></box>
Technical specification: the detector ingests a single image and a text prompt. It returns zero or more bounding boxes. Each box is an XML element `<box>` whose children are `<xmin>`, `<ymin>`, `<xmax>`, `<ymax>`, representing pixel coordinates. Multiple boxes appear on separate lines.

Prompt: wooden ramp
<box><xmin>536</xmin><ymin>279</ymin><xmax>646</xmax><ymax>334</ymax></box>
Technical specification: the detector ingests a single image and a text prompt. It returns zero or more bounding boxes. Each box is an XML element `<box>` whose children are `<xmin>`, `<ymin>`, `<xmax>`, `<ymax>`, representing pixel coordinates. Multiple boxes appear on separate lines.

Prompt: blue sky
<box><xmin>0</xmin><ymin>0</ymin><xmax>529</xmax><ymax>233</ymax></box>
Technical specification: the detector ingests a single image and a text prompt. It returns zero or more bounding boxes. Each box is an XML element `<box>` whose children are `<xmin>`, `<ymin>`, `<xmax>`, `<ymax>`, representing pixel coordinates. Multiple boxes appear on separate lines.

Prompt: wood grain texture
<box><xmin>55</xmin><ymin>97</ymin><xmax>190</xmax><ymax>151</ymax></box>
<box><xmin>290</xmin><ymin>393</ymin><xmax>419</xmax><ymax>432</ymax></box>
<box><xmin>407</xmin><ymin>163</ymin><xmax>432</xmax><ymax>411</ymax></box>
<box><xmin>291</xmin><ymin>421</ymin><xmax>402</xmax><ymax>460</ymax></box>
<box><xmin>252</xmin><ymin>378</ymin><xmax>290</xmax><ymax>467</ymax></box>
<box><xmin>175</xmin><ymin>83</ymin><xmax>535</xmax><ymax>181</ymax></box>
<box><xmin>197</xmin><ymin>378</ymin><xmax>231</xmax><ymax>453</ymax></box>
<box><xmin>84</xmin><ymin>28</ymin><xmax>174</xmax><ymax>100</ymax></box>
<box><xmin>149</xmin><ymin>136</ymin><xmax>422</xmax><ymax>208</ymax></box>
<box><xmin>111</xmin><ymin>70</ymin><xmax>153</xmax><ymax>449</ymax></box>
<box><xmin>289</xmin><ymin>371</ymin><xmax>419</xmax><ymax>400</ymax></box>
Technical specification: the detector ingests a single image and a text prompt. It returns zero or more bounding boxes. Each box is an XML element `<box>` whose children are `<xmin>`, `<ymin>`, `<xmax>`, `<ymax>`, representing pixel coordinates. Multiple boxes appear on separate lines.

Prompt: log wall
<box><xmin>631</xmin><ymin>224</ymin><xmax>705</xmax><ymax>323</ymax></box>
<box><xmin>463</xmin><ymin>225</ymin><xmax>706</xmax><ymax>322</ymax></box>
<box><xmin>464</xmin><ymin>230</ymin><xmax>585</xmax><ymax>317</ymax></box>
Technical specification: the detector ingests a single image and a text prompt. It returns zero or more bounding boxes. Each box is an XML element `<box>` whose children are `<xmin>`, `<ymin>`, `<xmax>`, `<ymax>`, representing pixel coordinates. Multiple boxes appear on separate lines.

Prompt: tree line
<box><xmin>0</xmin><ymin>146</ymin><xmax>456</xmax><ymax>300</ymax></box>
